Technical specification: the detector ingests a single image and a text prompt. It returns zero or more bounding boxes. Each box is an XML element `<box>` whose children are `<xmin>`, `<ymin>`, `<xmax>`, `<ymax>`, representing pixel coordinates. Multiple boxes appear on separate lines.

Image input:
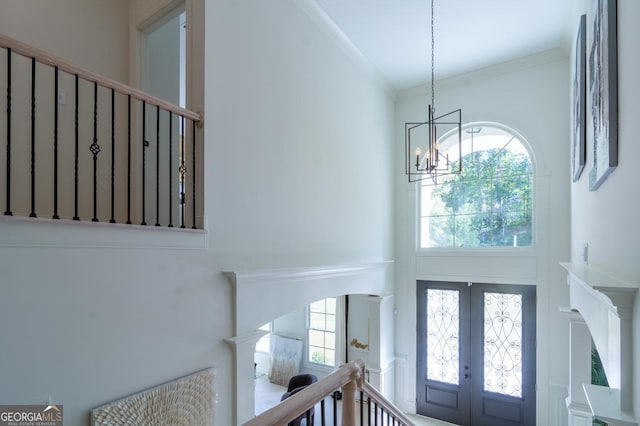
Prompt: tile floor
<box><xmin>254</xmin><ymin>376</ymin><xmax>457</xmax><ymax>426</ymax></box>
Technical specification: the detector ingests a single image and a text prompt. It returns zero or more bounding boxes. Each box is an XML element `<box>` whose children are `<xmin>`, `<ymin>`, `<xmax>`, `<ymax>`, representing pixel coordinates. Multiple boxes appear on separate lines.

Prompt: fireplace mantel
<box><xmin>560</xmin><ymin>262</ymin><xmax>638</xmax><ymax>426</ymax></box>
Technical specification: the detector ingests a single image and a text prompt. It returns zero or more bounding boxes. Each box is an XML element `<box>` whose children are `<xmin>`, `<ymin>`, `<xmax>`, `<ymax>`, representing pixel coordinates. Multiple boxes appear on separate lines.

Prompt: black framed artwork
<box><xmin>572</xmin><ymin>14</ymin><xmax>586</xmax><ymax>183</ymax></box>
<box><xmin>587</xmin><ymin>0</ymin><xmax>618</xmax><ymax>191</ymax></box>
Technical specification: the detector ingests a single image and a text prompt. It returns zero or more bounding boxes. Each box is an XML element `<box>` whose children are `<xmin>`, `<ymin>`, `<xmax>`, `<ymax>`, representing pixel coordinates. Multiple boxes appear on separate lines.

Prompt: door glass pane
<box><xmin>426</xmin><ymin>289</ymin><xmax>460</xmax><ymax>385</ymax></box>
<box><xmin>483</xmin><ymin>292</ymin><xmax>523</xmax><ymax>397</ymax></box>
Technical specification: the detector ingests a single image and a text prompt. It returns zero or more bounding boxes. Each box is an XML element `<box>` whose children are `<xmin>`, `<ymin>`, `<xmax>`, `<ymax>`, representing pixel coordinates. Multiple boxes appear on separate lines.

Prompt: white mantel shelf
<box><xmin>560</xmin><ymin>262</ymin><xmax>639</xmax><ymax>426</ymax></box>
<box><xmin>560</xmin><ymin>262</ymin><xmax>639</xmax><ymax>293</ymax></box>
<box><xmin>583</xmin><ymin>384</ymin><xmax>638</xmax><ymax>426</ymax></box>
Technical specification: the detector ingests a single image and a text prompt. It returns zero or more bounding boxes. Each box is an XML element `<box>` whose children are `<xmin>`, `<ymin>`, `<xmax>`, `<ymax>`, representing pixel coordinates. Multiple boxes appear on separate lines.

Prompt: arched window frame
<box><xmin>417</xmin><ymin>122</ymin><xmax>537</xmax><ymax>250</ymax></box>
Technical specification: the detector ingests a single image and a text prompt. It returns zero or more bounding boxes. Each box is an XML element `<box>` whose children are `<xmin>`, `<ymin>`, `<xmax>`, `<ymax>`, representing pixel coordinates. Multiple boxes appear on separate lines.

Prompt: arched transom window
<box><xmin>420</xmin><ymin>124</ymin><xmax>533</xmax><ymax>249</ymax></box>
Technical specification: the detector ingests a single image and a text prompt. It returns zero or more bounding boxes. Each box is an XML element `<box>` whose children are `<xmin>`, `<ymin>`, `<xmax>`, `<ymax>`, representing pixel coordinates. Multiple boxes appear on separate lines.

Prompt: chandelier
<box><xmin>405</xmin><ymin>0</ymin><xmax>462</xmax><ymax>184</ymax></box>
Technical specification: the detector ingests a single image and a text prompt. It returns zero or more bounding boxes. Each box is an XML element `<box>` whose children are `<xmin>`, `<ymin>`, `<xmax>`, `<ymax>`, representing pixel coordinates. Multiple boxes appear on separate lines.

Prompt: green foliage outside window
<box><xmin>422</xmin><ymin>141</ymin><xmax>533</xmax><ymax>248</ymax></box>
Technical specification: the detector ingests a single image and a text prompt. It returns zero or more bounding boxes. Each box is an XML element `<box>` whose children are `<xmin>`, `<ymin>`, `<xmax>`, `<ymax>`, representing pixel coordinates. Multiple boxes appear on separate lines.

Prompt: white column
<box><xmin>600</xmin><ymin>289</ymin><xmax>636</xmax><ymax>413</ymax></box>
<box><xmin>560</xmin><ymin>307</ymin><xmax>593</xmax><ymax>426</ymax></box>
<box><xmin>224</xmin><ymin>330</ymin><xmax>268</xmax><ymax>425</ymax></box>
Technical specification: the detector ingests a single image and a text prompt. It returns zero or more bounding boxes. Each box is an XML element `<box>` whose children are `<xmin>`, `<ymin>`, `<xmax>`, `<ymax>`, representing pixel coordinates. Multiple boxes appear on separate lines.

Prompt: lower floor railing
<box><xmin>245</xmin><ymin>359</ymin><xmax>415</xmax><ymax>426</ymax></box>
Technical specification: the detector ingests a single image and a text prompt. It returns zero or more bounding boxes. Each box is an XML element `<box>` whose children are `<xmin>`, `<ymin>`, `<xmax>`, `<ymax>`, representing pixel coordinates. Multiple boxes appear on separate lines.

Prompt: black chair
<box><xmin>280</xmin><ymin>374</ymin><xmax>318</xmax><ymax>426</ymax></box>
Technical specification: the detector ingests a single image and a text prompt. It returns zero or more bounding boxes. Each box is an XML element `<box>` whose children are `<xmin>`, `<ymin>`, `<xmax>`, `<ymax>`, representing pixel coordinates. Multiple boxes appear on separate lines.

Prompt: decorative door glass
<box><xmin>483</xmin><ymin>292</ymin><xmax>523</xmax><ymax>397</ymax></box>
<box><xmin>426</xmin><ymin>289</ymin><xmax>460</xmax><ymax>385</ymax></box>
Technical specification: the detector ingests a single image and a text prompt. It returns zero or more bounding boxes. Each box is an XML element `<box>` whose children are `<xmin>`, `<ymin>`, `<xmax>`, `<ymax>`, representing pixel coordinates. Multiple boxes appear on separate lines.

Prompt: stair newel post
<box><xmin>341</xmin><ymin>365</ymin><xmax>362</xmax><ymax>425</ymax></box>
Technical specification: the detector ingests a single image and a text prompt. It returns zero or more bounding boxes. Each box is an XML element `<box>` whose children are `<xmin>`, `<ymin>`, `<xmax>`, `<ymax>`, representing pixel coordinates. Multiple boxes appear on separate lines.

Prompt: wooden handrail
<box><xmin>245</xmin><ymin>359</ymin><xmax>415</xmax><ymax>426</ymax></box>
<box><xmin>0</xmin><ymin>33</ymin><xmax>201</xmax><ymax>124</ymax></box>
<box><xmin>244</xmin><ymin>360</ymin><xmax>364</xmax><ymax>426</ymax></box>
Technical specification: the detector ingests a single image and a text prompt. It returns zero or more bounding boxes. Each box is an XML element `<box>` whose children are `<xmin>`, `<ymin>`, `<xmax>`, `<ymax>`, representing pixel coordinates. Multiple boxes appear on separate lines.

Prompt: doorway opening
<box><xmin>139</xmin><ymin>6</ymin><xmax>186</xmax><ymax>226</ymax></box>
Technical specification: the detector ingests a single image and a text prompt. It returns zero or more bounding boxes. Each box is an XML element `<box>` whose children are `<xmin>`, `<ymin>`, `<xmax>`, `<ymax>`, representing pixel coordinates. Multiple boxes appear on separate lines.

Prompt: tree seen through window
<box><xmin>420</xmin><ymin>126</ymin><xmax>533</xmax><ymax>248</ymax></box>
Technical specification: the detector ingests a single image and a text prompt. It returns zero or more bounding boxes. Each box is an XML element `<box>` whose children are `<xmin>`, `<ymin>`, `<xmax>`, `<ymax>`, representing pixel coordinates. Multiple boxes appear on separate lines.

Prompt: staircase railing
<box><xmin>0</xmin><ymin>34</ymin><xmax>203</xmax><ymax>228</ymax></box>
<box><xmin>245</xmin><ymin>359</ymin><xmax>415</xmax><ymax>426</ymax></box>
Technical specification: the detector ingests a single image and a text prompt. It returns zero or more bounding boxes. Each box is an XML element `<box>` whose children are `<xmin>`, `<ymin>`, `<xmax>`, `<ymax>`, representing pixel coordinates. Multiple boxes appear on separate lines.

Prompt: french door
<box><xmin>417</xmin><ymin>281</ymin><xmax>536</xmax><ymax>426</ymax></box>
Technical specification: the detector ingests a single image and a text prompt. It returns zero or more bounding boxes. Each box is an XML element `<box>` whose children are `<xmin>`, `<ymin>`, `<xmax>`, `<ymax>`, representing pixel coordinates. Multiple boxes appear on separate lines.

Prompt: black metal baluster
<box><xmin>360</xmin><ymin>391</ymin><xmax>364</xmax><ymax>426</ymax></box>
<box><xmin>126</xmin><ymin>94</ymin><xmax>131</xmax><ymax>224</ymax></box>
<box><xmin>191</xmin><ymin>119</ymin><xmax>196</xmax><ymax>229</ymax></box>
<box><xmin>320</xmin><ymin>398</ymin><xmax>326</xmax><ymax>426</ymax></box>
<box><xmin>333</xmin><ymin>391</ymin><xmax>338</xmax><ymax>425</ymax></box>
<box><xmin>110</xmin><ymin>88</ymin><xmax>115</xmax><ymax>223</ymax></box>
<box><xmin>141</xmin><ymin>100</ymin><xmax>147</xmax><ymax>225</ymax></box>
<box><xmin>179</xmin><ymin>115</ymin><xmax>185</xmax><ymax>228</ymax></box>
<box><xmin>305</xmin><ymin>410</ymin><xmax>311</xmax><ymax>425</ymax></box>
<box><xmin>155</xmin><ymin>105</ymin><xmax>160</xmax><ymax>226</ymax></box>
<box><xmin>168</xmin><ymin>111</ymin><xmax>173</xmax><ymax>227</ymax></box>
<box><xmin>4</xmin><ymin>48</ymin><xmax>12</xmax><ymax>216</ymax></box>
<box><xmin>29</xmin><ymin>57</ymin><xmax>36</xmax><ymax>218</ymax></box>
<box><xmin>90</xmin><ymin>81</ymin><xmax>100</xmax><ymax>222</ymax></box>
<box><xmin>73</xmin><ymin>74</ymin><xmax>79</xmax><ymax>220</ymax></box>
<box><xmin>367</xmin><ymin>397</ymin><xmax>371</xmax><ymax>426</ymax></box>
<box><xmin>52</xmin><ymin>66</ymin><xmax>59</xmax><ymax>219</ymax></box>
<box><xmin>374</xmin><ymin>402</ymin><xmax>378</xmax><ymax>426</ymax></box>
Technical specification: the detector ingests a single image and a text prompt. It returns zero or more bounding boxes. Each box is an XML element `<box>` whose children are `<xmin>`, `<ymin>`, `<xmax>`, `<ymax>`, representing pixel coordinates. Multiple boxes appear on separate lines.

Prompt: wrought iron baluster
<box><xmin>155</xmin><ymin>104</ymin><xmax>160</xmax><ymax>226</ymax></box>
<box><xmin>29</xmin><ymin>57</ymin><xmax>36</xmax><ymax>218</ymax></box>
<box><xmin>52</xmin><ymin>66</ymin><xmax>59</xmax><ymax>219</ymax></box>
<box><xmin>360</xmin><ymin>391</ymin><xmax>364</xmax><ymax>426</ymax></box>
<box><xmin>90</xmin><ymin>81</ymin><xmax>100</xmax><ymax>222</ymax></box>
<box><xmin>110</xmin><ymin>88</ymin><xmax>115</xmax><ymax>223</ymax></box>
<box><xmin>367</xmin><ymin>397</ymin><xmax>371</xmax><ymax>426</ymax></box>
<box><xmin>320</xmin><ymin>398</ymin><xmax>326</xmax><ymax>426</ymax></box>
<box><xmin>73</xmin><ymin>74</ymin><xmax>79</xmax><ymax>220</ymax></box>
<box><xmin>333</xmin><ymin>391</ymin><xmax>338</xmax><ymax>425</ymax></box>
<box><xmin>168</xmin><ymin>111</ymin><xmax>173</xmax><ymax>227</ymax></box>
<box><xmin>179</xmin><ymin>115</ymin><xmax>186</xmax><ymax>228</ymax></box>
<box><xmin>126</xmin><ymin>94</ymin><xmax>131</xmax><ymax>224</ymax></box>
<box><xmin>4</xmin><ymin>48</ymin><xmax>12</xmax><ymax>216</ymax></box>
<box><xmin>141</xmin><ymin>100</ymin><xmax>147</xmax><ymax>225</ymax></box>
<box><xmin>374</xmin><ymin>402</ymin><xmax>378</xmax><ymax>426</ymax></box>
<box><xmin>191</xmin><ymin>119</ymin><xmax>196</xmax><ymax>229</ymax></box>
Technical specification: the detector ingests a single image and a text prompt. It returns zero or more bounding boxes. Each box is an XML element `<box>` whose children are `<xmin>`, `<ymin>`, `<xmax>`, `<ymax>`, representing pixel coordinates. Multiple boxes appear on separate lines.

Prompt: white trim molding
<box><xmin>224</xmin><ymin>261</ymin><xmax>394</xmax><ymax>336</ymax></box>
<box><xmin>223</xmin><ymin>261</ymin><xmax>394</xmax><ymax>425</ymax></box>
<box><xmin>561</xmin><ymin>262</ymin><xmax>639</xmax><ymax>426</ymax></box>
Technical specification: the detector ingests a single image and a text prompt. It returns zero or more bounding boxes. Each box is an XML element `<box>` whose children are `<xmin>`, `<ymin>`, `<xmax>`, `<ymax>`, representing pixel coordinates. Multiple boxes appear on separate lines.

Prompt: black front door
<box><xmin>417</xmin><ymin>281</ymin><xmax>536</xmax><ymax>426</ymax></box>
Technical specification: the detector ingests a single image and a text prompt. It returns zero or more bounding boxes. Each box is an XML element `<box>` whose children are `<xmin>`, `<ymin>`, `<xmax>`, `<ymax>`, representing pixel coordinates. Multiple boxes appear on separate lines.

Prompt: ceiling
<box><xmin>312</xmin><ymin>0</ymin><xmax>585</xmax><ymax>90</ymax></box>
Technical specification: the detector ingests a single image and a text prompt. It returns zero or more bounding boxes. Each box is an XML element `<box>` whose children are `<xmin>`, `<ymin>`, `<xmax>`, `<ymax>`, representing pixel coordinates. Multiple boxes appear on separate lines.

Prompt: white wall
<box><xmin>204</xmin><ymin>0</ymin><xmax>395</xmax><ymax>270</ymax></box>
<box><xmin>569</xmin><ymin>0</ymin><xmax>640</xmax><ymax>416</ymax></box>
<box><xmin>0</xmin><ymin>0</ymin><xmax>129</xmax><ymax>83</ymax></box>
<box><xmin>0</xmin><ymin>2</ymin><xmax>395</xmax><ymax>426</ymax></box>
<box><xmin>394</xmin><ymin>52</ymin><xmax>572</xmax><ymax>425</ymax></box>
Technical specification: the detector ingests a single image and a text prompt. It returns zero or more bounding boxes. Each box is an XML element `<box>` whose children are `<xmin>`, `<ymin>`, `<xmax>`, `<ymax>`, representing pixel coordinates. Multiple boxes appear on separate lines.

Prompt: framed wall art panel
<box><xmin>572</xmin><ymin>14</ymin><xmax>587</xmax><ymax>182</ymax></box>
<box><xmin>587</xmin><ymin>0</ymin><xmax>618</xmax><ymax>191</ymax></box>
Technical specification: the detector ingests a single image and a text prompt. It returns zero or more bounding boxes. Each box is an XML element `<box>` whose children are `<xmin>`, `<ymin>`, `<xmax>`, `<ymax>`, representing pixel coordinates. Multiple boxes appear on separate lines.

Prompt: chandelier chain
<box><xmin>431</xmin><ymin>0</ymin><xmax>435</xmax><ymax>114</ymax></box>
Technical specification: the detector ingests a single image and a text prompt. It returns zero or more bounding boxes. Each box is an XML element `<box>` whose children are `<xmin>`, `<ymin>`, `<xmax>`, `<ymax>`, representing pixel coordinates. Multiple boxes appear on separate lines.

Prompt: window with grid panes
<box><xmin>307</xmin><ymin>298</ymin><xmax>336</xmax><ymax>366</ymax></box>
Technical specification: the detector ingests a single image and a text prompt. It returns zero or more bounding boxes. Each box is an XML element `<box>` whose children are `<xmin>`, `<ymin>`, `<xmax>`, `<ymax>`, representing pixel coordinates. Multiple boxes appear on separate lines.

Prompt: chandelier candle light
<box><xmin>405</xmin><ymin>0</ymin><xmax>462</xmax><ymax>183</ymax></box>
